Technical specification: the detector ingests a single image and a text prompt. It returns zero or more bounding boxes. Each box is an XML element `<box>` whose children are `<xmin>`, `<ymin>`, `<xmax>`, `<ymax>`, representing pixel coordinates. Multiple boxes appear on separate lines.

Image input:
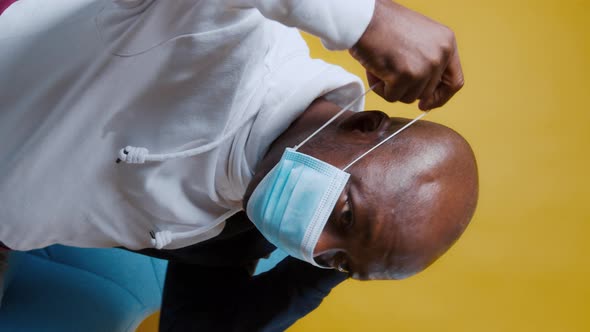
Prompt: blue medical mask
<box><xmin>246</xmin><ymin>87</ymin><xmax>427</xmax><ymax>267</ymax></box>
<box><xmin>247</xmin><ymin>148</ymin><xmax>350</xmax><ymax>265</ymax></box>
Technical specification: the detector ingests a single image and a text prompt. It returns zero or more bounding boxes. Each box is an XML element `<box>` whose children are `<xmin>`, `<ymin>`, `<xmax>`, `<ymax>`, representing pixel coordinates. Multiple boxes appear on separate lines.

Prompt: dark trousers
<box><xmin>159</xmin><ymin>257</ymin><xmax>347</xmax><ymax>332</ymax></box>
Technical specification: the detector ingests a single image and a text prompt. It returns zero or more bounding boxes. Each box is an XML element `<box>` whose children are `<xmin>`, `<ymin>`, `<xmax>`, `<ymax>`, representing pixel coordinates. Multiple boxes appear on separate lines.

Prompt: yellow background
<box><xmin>139</xmin><ymin>0</ymin><xmax>590</xmax><ymax>331</ymax></box>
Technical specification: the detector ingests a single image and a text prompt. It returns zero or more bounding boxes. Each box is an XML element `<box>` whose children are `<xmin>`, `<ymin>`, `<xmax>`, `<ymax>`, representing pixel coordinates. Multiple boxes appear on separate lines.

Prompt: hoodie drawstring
<box><xmin>149</xmin><ymin>230</ymin><xmax>172</xmax><ymax>250</ymax></box>
<box><xmin>117</xmin><ymin>146</ymin><xmax>149</xmax><ymax>164</ymax></box>
<box><xmin>116</xmin><ymin>112</ymin><xmax>259</xmax><ymax>165</ymax></box>
<box><xmin>118</xmin><ymin>112</ymin><xmax>259</xmax><ymax>249</ymax></box>
<box><xmin>147</xmin><ymin>207</ymin><xmax>241</xmax><ymax>250</ymax></box>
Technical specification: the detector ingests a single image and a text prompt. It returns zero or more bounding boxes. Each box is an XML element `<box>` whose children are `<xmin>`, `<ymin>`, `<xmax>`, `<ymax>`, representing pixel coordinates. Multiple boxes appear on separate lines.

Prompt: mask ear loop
<box><xmin>342</xmin><ymin>111</ymin><xmax>428</xmax><ymax>171</ymax></box>
<box><xmin>293</xmin><ymin>83</ymin><xmax>380</xmax><ymax>151</ymax></box>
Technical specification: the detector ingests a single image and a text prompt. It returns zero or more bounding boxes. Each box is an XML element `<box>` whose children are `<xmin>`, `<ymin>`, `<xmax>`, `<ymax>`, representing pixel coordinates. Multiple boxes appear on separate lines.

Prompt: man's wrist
<box><xmin>348</xmin><ymin>0</ymin><xmax>387</xmax><ymax>60</ymax></box>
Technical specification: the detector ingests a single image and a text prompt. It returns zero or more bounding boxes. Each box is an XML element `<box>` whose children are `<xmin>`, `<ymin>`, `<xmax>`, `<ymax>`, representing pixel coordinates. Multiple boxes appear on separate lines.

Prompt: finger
<box><xmin>418</xmin><ymin>65</ymin><xmax>447</xmax><ymax>110</ymax></box>
<box><xmin>427</xmin><ymin>83</ymin><xmax>454</xmax><ymax>110</ymax></box>
<box><xmin>428</xmin><ymin>74</ymin><xmax>463</xmax><ymax>110</ymax></box>
<box><xmin>383</xmin><ymin>80</ymin><xmax>410</xmax><ymax>103</ymax></box>
<box><xmin>423</xmin><ymin>43</ymin><xmax>464</xmax><ymax>109</ymax></box>
<box><xmin>418</xmin><ymin>76</ymin><xmax>441</xmax><ymax>110</ymax></box>
<box><xmin>366</xmin><ymin>70</ymin><xmax>385</xmax><ymax>97</ymax></box>
<box><xmin>400</xmin><ymin>78</ymin><xmax>430</xmax><ymax>104</ymax></box>
<box><xmin>367</xmin><ymin>70</ymin><xmax>410</xmax><ymax>104</ymax></box>
<box><xmin>367</xmin><ymin>69</ymin><xmax>411</xmax><ymax>103</ymax></box>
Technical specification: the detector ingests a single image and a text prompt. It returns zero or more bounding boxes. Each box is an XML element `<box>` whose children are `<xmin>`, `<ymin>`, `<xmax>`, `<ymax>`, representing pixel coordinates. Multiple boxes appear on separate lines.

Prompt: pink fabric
<box><xmin>0</xmin><ymin>0</ymin><xmax>18</xmax><ymax>15</ymax></box>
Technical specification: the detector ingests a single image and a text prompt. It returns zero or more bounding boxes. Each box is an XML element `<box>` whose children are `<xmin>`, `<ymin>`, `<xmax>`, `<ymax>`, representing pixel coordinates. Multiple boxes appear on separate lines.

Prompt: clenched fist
<box><xmin>349</xmin><ymin>0</ymin><xmax>464</xmax><ymax>110</ymax></box>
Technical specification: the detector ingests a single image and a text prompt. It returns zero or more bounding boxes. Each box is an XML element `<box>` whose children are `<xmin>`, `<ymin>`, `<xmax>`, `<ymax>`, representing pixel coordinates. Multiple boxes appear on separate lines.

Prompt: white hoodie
<box><xmin>0</xmin><ymin>0</ymin><xmax>373</xmax><ymax>250</ymax></box>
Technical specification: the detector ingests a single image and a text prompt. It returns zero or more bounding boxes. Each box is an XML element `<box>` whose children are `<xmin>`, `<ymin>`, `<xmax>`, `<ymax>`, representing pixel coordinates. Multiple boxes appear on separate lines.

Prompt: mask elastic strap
<box><xmin>342</xmin><ymin>111</ymin><xmax>428</xmax><ymax>171</ymax></box>
<box><xmin>293</xmin><ymin>83</ymin><xmax>379</xmax><ymax>151</ymax></box>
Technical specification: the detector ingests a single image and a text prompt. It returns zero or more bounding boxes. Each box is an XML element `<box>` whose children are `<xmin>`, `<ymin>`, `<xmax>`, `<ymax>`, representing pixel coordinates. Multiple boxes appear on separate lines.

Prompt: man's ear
<box><xmin>338</xmin><ymin>110</ymin><xmax>390</xmax><ymax>134</ymax></box>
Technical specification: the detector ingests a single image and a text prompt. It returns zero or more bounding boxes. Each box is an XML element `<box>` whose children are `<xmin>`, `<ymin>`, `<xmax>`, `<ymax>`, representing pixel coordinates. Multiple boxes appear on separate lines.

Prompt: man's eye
<box><xmin>340</xmin><ymin>198</ymin><xmax>354</xmax><ymax>229</ymax></box>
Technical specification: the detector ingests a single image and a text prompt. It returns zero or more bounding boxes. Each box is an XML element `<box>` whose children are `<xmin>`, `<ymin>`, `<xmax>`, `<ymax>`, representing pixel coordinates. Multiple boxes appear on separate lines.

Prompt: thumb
<box><xmin>366</xmin><ymin>70</ymin><xmax>385</xmax><ymax>97</ymax></box>
<box><xmin>420</xmin><ymin>46</ymin><xmax>464</xmax><ymax>110</ymax></box>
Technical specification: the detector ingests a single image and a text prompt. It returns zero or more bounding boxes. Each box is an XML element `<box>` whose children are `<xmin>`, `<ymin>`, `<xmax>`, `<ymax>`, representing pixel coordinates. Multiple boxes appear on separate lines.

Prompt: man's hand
<box><xmin>349</xmin><ymin>0</ymin><xmax>464</xmax><ymax>110</ymax></box>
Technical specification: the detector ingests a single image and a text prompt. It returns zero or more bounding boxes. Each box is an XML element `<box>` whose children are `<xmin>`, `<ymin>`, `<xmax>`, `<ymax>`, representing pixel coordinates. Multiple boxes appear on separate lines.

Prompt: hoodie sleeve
<box><xmin>228</xmin><ymin>0</ymin><xmax>376</xmax><ymax>50</ymax></box>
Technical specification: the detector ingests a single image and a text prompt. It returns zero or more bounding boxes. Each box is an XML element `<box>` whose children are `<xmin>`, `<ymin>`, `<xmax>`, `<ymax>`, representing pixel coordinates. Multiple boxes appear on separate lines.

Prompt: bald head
<box><xmin>245</xmin><ymin>99</ymin><xmax>478</xmax><ymax>280</ymax></box>
<box><xmin>364</xmin><ymin>117</ymin><xmax>478</xmax><ymax>278</ymax></box>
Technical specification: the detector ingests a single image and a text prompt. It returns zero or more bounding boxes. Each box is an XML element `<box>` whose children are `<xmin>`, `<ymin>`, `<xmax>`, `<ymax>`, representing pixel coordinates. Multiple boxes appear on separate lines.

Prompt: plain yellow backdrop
<box><xmin>139</xmin><ymin>0</ymin><xmax>590</xmax><ymax>331</ymax></box>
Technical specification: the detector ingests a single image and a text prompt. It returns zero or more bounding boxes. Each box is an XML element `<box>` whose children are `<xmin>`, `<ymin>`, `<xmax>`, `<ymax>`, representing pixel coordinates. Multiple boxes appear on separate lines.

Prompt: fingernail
<box><xmin>419</xmin><ymin>100</ymin><xmax>429</xmax><ymax>111</ymax></box>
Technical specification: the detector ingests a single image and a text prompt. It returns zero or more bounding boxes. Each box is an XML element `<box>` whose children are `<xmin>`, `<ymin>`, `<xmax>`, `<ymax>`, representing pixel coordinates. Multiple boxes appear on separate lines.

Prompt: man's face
<box><xmin>312</xmin><ymin>157</ymin><xmax>444</xmax><ymax>280</ymax></box>
<box><xmin>311</xmin><ymin>111</ymin><xmax>478</xmax><ymax>280</ymax></box>
<box><xmin>244</xmin><ymin>104</ymin><xmax>477</xmax><ymax>280</ymax></box>
<box><xmin>313</xmin><ymin>169</ymin><xmax>406</xmax><ymax>280</ymax></box>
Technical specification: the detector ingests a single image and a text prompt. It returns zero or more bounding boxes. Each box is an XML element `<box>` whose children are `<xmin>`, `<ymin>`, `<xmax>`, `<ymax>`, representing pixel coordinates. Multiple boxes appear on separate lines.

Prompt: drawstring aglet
<box><xmin>115</xmin><ymin>149</ymin><xmax>129</xmax><ymax>163</ymax></box>
<box><xmin>116</xmin><ymin>146</ymin><xmax>149</xmax><ymax>164</ymax></box>
<box><xmin>150</xmin><ymin>230</ymin><xmax>172</xmax><ymax>249</ymax></box>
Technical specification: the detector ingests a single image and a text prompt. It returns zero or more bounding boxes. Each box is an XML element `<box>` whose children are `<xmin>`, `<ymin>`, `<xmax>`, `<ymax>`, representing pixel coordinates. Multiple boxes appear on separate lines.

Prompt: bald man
<box><xmin>0</xmin><ymin>0</ymin><xmax>473</xmax><ymax>325</ymax></box>
<box><xmin>149</xmin><ymin>98</ymin><xmax>477</xmax><ymax>331</ymax></box>
<box><xmin>247</xmin><ymin>98</ymin><xmax>478</xmax><ymax>280</ymax></box>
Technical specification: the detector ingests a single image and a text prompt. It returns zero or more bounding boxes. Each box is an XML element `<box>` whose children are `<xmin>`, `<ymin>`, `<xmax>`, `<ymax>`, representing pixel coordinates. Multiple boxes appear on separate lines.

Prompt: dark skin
<box><xmin>351</xmin><ymin>0</ymin><xmax>464</xmax><ymax>110</ymax></box>
<box><xmin>244</xmin><ymin>98</ymin><xmax>478</xmax><ymax>281</ymax></box>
